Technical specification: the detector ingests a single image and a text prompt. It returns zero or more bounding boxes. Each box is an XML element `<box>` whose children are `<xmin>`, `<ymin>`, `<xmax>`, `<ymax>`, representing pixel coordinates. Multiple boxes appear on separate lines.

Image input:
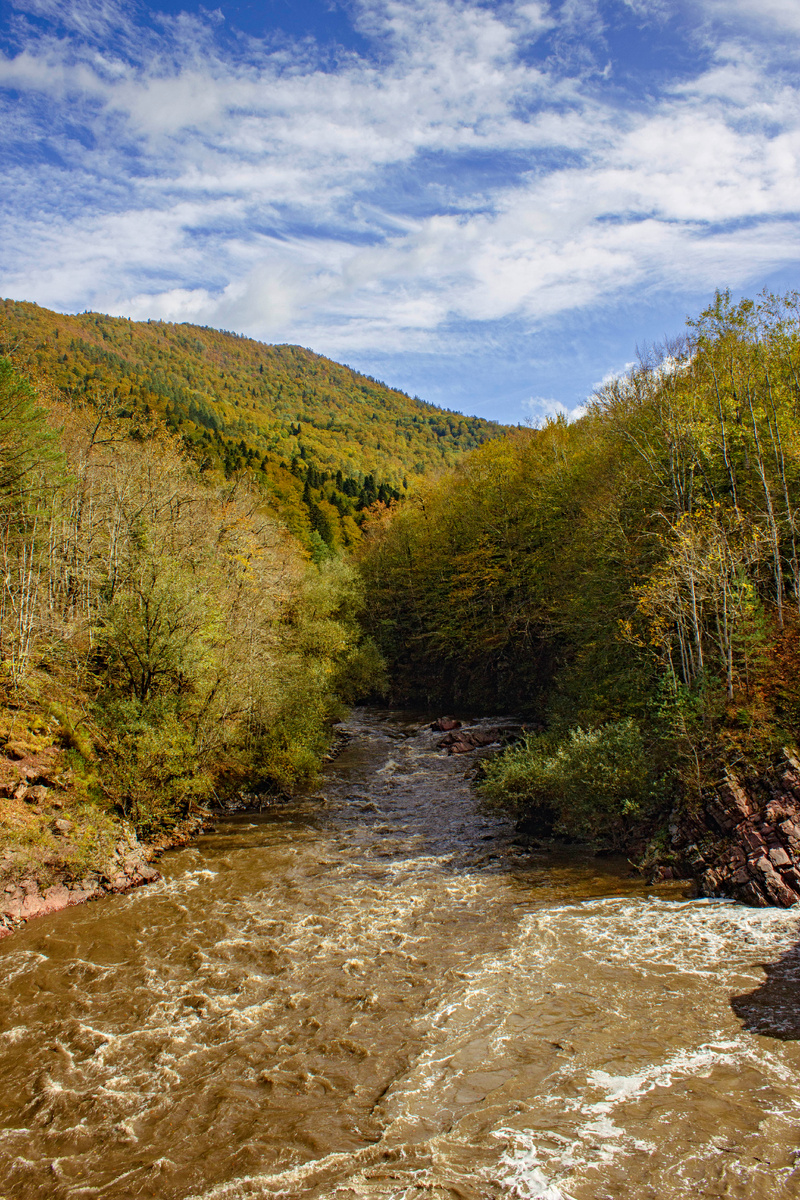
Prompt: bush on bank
<box><xmin>480</xmin><ymin>719</ymin><xmax>663</xmax><ymax>846</ymax></box>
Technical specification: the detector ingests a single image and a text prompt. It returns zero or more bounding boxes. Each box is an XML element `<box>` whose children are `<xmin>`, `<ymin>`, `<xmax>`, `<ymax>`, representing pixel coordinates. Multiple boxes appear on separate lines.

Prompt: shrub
<box><xmin>246</xmin><ymin>654</ymin><xmax>345</xmax><ymax>794</ymax></box>
<box><xmin>330</xmin><ymin>637</ymin><xmax>388</xmax><ymax>703</ymax></box>
<box><xmin>480</xmin><ymin>718</ymin><xmax>660</xmax><ymax>845</ymax></box>
<box><xmin>101</xmin><ymin>698</ymin><xmax>211</xmax><ymax>836</ymax></box>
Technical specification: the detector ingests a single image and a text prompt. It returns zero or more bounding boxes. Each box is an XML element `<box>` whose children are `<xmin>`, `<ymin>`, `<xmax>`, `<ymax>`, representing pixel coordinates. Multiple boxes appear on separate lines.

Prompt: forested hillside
<box><xmin>0</xmin><ymin>296</ymin><xmax>506</xmax><ymax>923</ymax></box>
<box><xmin>7</xmin><ymin>286</ymin><xmax>800</xmax><ymax>916</ymax></box>
<box><xmin>0</xmin><ymin>348</ymin><xmax>390</xmax><ymax>922</ymax></box>
<box><xmin>359</xmin><ymin>291</ymin><xmax>800</xmax><ymax>892</ymax></box>
<box><xmin>0</xmin><ymin>299</ymin><xmax>503</xmax><ymax>549</ymax></box>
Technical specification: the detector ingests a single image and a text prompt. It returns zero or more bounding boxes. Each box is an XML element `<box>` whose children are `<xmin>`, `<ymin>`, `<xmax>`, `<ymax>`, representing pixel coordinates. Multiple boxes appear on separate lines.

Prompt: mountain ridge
<box><xmin>0</xmin><ymin>298</ymin><xmax>508</xmax><ymax>546</ymax></box>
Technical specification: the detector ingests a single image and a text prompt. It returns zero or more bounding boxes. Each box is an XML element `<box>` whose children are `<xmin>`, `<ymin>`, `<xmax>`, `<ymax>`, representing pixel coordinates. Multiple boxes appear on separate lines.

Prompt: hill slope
<box><xmin>0</xmin><ymin>299</ymin><xmax>506</xmax><ymax>545</ymax></box>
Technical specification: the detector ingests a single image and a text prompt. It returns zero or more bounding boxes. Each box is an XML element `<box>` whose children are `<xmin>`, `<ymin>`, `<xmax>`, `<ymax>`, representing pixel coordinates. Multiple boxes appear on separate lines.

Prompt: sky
<box><xmin>1</xmin><ymin>1</ymin><xmax>799</xmax><ymax>424</ymax></box>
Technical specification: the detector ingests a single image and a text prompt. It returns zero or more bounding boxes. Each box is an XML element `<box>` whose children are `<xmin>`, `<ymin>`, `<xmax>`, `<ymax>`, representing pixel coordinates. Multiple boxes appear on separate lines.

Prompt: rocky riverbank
<box><xmin>6</xmin><ymin>706</ymin><xmax>800</xmax><ymax>935</ymax></box>
<box><xmin>1</xmin><ymin>829</ymin><xmax>159</xmax><ymax>936</ymax></box>
<box><xmin>660</xmin><ymin>750</ymin><xmax>800</xmax><ymax>908</ymax></box>
<box><xmin>0</xmin><ymin>735</ymin><xmax>215</xmax><ymax>938</ymax></box>
<box><xmin>433</xmin><ymin>719</ymin><xmax>800</xmax><ymax>910</ymax></box>
<box><xmin>0</xmin><ymin>811</ymin><xmax>215</xmax><ymax>938</ymax></box>
<box><xmin>0</xmin><ymin>706</ymin><xmax>358</xmax><ymax>939</ymax></box>
<box><xmin>433</xmin><ymin>717</ymin><xmax>525</xmax><ymax>755</ymax></box>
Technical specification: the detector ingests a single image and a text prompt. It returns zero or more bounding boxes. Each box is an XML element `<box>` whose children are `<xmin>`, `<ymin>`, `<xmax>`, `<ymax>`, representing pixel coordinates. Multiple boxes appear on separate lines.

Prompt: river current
<box><xmin>2</xmin><ymin>709</ymin><xmax>800</xmax><ymax>1199</ymax></box>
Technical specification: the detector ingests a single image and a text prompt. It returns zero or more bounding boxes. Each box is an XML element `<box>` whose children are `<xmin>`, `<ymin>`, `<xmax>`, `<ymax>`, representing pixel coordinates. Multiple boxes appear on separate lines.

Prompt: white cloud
<box><xmin>699</xmin><ymin>0</ymin><xmax>800</xmax><ymax>38</ymax></box>
<box><xmin>9</xmin><ymin>0</ymin><xmax>130</xmax><ymax>39</ymax></box>
<box><xmin>1</xmin><ymin>0</ymin><xmax>800</xmax><ymax>398</ymax></box>
<box><xmin>593</xmin><ymin>362</ymin><xmax>637</xmax><ymax>391</ymax></box>
<box><xmin>524</xmin><ymin>395</ymin><xmax>588</xmax><ymax>423</ymax></box>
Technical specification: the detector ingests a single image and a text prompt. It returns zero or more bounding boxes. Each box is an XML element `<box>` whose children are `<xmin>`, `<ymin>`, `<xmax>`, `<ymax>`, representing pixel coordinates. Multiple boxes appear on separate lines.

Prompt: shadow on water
<box><xmin>732</xmin><ymin>940</ymin><xmax>800</xmax><ymax>1039</ymax></box>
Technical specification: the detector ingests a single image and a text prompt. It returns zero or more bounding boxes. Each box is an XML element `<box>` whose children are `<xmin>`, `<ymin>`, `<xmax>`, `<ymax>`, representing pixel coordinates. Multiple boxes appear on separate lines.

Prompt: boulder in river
<box><xmin>431</xmin><ymin>717</ymin><xmax>462</xmax><ymax>732</ymax></box>
<box><xmin>437</xmin><ymin>724</ymin><xmax>522</xmax><ymax>754</ymax></box>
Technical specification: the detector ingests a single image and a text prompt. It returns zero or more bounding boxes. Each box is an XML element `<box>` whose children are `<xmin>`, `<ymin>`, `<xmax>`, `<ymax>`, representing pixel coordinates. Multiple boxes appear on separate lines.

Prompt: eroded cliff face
<box><xmin>661</xmin><ymin>751</ymin><xmax>800</xmax><ymax>908</ymax></box>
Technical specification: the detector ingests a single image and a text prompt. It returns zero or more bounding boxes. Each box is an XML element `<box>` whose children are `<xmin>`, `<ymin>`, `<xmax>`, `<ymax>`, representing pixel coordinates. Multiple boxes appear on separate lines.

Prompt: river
<box><xmin>1</xmin><ymin>709</ymin><xmax>800</xmax><ymax>1199</ymax></box>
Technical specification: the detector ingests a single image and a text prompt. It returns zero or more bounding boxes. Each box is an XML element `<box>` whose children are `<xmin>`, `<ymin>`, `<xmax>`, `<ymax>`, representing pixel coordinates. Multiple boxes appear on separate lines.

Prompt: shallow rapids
<box><xmin>2</xmin><ymin>709</ymin><xmax>800</xmax><ymax>1200</ymax></box>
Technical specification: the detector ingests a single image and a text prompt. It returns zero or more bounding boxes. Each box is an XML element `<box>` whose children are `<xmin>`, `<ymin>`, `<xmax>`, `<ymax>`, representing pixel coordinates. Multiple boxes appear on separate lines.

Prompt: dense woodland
<box><xmin>5</xmin><ymin>288</ymin><xmax>800</xmax><ymax>888</ymax></box>
<box><xmin>359</xmin><ymin>291</ymin><xmax>800</xmax><ymax>846</ymax></box>
<box><xmin>0</xmin><ymin>298</ymin><xmax>503</xmax><ymax>881</ymax></box>
<box><xmin>0</xmin><ymin>293</ymin><xmax>512</xmax><ymax>880</ymax></box>
<box><xmin>0</xmin><ymin>300</ymin><xmax>502</xmax><ymax>553</ymax></box>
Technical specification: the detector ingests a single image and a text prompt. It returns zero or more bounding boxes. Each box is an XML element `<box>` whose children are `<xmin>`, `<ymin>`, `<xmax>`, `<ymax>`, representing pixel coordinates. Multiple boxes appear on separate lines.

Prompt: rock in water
<box><xmin>431</xmin><ymin>717</ymin><xmax>462</xmax><ymax>732</ymax></box>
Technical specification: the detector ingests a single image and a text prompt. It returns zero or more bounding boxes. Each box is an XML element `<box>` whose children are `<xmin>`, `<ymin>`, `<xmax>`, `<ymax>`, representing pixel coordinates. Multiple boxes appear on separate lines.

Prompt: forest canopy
<box><xmin>5</xmin><ymin>287</ymin><xmax>800</xmax><ymax>868</ymax></box>
<box><xmin>0</xmin><ymin>353</ymin><xmax>387</xmax><ymax>854</ymax></box>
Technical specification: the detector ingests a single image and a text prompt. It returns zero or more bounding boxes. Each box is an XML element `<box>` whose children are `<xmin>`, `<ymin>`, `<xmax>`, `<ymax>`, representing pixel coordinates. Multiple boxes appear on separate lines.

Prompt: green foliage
<box><xmin>330</xmin><ymin>637</ymin><xmax>389</xmax><ymax>704</ymax></box>
<box><xmin>101</xmin><ymin>698</ymin><xmax>210</xmax><ymax>836</ymax></box>
<box><xmin>0</xmin><ymin>355</ymin><xmax>60</xmax><ymax>498</ymax></box>
<box><xmin>0</xmin><ymin>355</ymin><xmax>65</xmax><ymax>682</ymax></box>
<box><xmin>309</xmin><ymin>530</ymin><xmax>334</xmax><ymax>564</ymax></box>
<box><xmin>361</xmin><ymin>288</ymin><xmax>800</xmax><ymax>817</ymax></box>
<box><xmin>480</xmin><ymin>719</ymin><xmax>660</xmax><ymax>844</ymax></box>
<box><xmin>245</xmin><ymin>559</ymin><xmax>387</xmax><ymax>791</ymax></box>
<box><xmin>46</xmin><ymin>702</ymin><xmax>95</xmax><ymax>761</ymax></box>
<box><xmin>0</xmin><ymin>355</ymin><xmax>390</xmax><ymax>838</ymax></box>
<box><xmin>99</xmin><ymin>555</ymin><xmax>220</xmax><ymax>703</ymax></box>
<box><xmin>247</xmin><ymin>665</ymin><xmax>341</xmax><ymax>793</ymax></box>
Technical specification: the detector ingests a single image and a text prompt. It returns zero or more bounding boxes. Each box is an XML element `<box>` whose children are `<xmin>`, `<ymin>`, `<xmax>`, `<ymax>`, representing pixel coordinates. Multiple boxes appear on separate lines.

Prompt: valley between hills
<box><xmin>4</xmin><ymin>290</ymin><xmax>800</xmax><ymax>934</ymax></box>
<box><xmin>0</xmin><ymin>296</ymin><xmax>506</xmax><ymax>931</ymax></box>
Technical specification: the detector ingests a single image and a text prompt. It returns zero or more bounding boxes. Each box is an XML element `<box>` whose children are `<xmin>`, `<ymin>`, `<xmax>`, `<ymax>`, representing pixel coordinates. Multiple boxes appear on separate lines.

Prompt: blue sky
<box><xmin>2</xmin><ymin>0</ymin><xmax>800</xmax><ymax>424</ymax></box>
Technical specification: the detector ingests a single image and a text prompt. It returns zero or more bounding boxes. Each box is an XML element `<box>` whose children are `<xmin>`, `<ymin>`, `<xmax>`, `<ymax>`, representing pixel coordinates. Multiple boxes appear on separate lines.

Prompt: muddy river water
<box><xmin>2</xmin><ymin>709</ymin><xmax>800</xmax><ymax>1199</ymax></box>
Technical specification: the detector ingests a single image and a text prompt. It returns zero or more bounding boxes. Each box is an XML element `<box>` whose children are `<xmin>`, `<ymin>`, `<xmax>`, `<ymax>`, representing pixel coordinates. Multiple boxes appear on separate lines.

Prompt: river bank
<box><xmin>0</xmin><ymin>814</ymin><xmax>220</xmax><ymax>938</ymax></box>
<box><xmin>5</xmin><ymin>711</ymin><xmax>800</xmax><ymax>941</ymax></box>
<box><xmin>658</xmin><ymin>749</ymin><xmax>800</xmax><ymax>907</ymax></box>
<box><xmin>433</xmin><ymin>718</ymin><xmax>800</xmax><ymax>910</ymax></box>
<box><xmin>0</xmin><ymin>731</ymin><xmax>216</xmax><ymax>938</ymax></box>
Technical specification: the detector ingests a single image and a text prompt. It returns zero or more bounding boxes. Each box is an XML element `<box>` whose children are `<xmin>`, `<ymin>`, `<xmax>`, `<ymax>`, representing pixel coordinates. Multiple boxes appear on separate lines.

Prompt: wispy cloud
<box><xmin>699</xmin><ymin>0</ymin><xmax>800</xmax><ymax>39</ymax></box>
<box><xmin>1</xmin><ymin>0</ymin><xmax>799</xmax><ymax>419</ymax></box>
<box><xmin>523</xmin><ymin>395</ymin><xmax>588</xmax><ymax>423</ymax></box>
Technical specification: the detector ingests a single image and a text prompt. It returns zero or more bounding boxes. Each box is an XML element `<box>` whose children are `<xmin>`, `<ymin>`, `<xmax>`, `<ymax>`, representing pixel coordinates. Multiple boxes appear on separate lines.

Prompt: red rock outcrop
<box><xmin>0</xmin><ymin>845</ymin><xmax>161</xmax><ymax>937</ymax></box>
<box><xmin>0</xmin><ymin>811</ymin><xmax>213</xmax><ymax>938</ymax></box>
<box><xmin>661</xmin><ymin>750</ymin><xmax>800</xmax><ymax>907</ymax></box>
